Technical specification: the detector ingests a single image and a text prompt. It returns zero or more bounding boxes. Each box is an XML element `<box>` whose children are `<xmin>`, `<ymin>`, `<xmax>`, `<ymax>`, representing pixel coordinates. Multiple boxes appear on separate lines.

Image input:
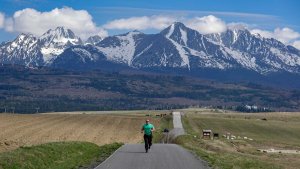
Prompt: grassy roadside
<box><xmin>0</xmin><ymin>142</ymin><xmax>123</xmax><ymax>169</ymax></box>
<box><xmin>152</xmin><ymin>114</ymin><xmax>173</xmax><ymax>143</ymax></box>
<box><xmin>175</xmin><ymin>135</ymin><xmax>280</xmax><ymax>169</ymax></box>
<box><xmin>175</xmin><ymin>114</ymin><xmax>284</xmax><ymax>169</ymax></box>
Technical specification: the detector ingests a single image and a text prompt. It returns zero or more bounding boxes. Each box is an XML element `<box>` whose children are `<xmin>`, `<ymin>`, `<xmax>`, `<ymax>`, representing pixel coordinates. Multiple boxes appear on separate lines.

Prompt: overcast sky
<box><xmin>0</xmin><ymin>0</ymin><xmax>299</xmax><ymax>48</ymax></box>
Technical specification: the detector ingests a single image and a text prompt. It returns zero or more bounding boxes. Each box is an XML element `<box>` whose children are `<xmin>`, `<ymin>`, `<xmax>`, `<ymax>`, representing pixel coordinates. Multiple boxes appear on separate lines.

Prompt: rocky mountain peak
<box><xmin>160</xmin><ymin>22</ymin><xmax>189</xmax><ymax>36</ymax></box>
<box><xmin>39</xmin><ymin>27</ymin><xmax>82</xmax><ymax>46</ymax></box>
<box><xmin>86</xmin><ymin>35</ymin><xmax>102</xmax><ymax>45</ymax></box>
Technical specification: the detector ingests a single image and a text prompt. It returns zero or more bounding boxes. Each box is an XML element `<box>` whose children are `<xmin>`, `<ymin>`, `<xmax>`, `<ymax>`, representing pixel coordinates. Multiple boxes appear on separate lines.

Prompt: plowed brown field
<box><xmin>0</xmin><ymin>113</ymin><xmax>159</xmax><ymax>152</ymax></box>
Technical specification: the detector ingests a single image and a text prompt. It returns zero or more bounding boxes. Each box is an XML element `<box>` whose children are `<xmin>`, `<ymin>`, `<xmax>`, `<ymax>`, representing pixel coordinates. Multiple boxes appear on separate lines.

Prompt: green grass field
<box><xmin>176</xmin><ymin>109</ymin><xmax>300</xmax><ymax>169</ymax></box>
<box><xmin>0</xmin><ymin>142</ymin><xmax>123</xmax><ymax>169</ymax></box>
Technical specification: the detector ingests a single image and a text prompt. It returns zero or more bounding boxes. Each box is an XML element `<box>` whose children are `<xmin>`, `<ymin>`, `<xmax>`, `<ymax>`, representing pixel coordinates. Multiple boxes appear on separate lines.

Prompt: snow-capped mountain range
<box><xmin>0</xmin><ymin>27</ymin><xmax>83</xmax><ymax>66</ymax></box>
<box><xmin>1</xmin><ymin>22</ymin><xmax>300</xmax><ymax>75</ymax></box>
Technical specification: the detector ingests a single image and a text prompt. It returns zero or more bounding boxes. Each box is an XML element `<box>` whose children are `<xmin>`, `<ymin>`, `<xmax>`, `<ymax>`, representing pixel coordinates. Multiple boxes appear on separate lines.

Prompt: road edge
<box><xmin>94</xmin><ymin>144</ymin><xmax>124</xmax><ymax>169</ymax></box>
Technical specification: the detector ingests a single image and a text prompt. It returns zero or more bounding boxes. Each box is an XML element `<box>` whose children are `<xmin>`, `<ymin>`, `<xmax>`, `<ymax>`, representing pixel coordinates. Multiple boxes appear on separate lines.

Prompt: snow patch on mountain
<box><xmin>97</xmin><ymin>31</ymin><xmax>139</xmax><ymax>65</ymax></box>
<box><xmin>135</xmin><ymin>43</ymin><xmax>153</xmax><ymax>58</ymax></box>
<box><xmin>270</xmin><ymin>48</ymin><xmax>300</xmax><ymax>66</ymax></box>
<box><xmin>165</xmin><ymin>24</ymin><xmax>190</xmax><ymax>69</ymax></box>
<box><xmin>180</xmin><ymin>28</ymin><xmax>188</xmax><ymax>46</ymax></box>
<box><xmin>223</xmin><ymin>47</ymin><xmax>258</xmax><ymax>71</ymax></box>
<box><xmin>41</xmin><ymin>47</ymin><xmax>64</xmax><ymax>64</ymax></box>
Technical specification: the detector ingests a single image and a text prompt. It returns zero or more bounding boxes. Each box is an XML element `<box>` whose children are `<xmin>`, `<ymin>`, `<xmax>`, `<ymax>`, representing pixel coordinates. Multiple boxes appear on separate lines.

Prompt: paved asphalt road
<box><xmin>170</xmin><ymin>112</ymin><xmax>185</xmax><ymax>138</ymax></box>
<box><xmin>95</xmin><ymin>144</ymin><xmax>210</xmax><ymax>169</ymax></box>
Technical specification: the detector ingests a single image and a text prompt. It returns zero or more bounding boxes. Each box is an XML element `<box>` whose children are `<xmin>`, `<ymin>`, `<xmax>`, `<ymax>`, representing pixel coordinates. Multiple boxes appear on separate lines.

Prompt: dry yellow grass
<box><xmin>0</xmin><ymin>113</ymin><xmax>159</xmax><ymax>152</ymax></box>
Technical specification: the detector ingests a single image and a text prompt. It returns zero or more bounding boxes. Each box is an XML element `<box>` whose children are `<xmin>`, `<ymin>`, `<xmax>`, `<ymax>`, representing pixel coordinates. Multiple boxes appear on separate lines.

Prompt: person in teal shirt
<box><xmin>141</xmin><ymin>119</ymin><xmax>155</xmax><ymax>153</ymax></box>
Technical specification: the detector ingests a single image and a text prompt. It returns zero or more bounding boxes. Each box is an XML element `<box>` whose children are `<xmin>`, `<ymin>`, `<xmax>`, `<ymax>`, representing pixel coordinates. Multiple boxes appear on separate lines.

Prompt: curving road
<box><xmin>95</xmin><ymin>144</ymin><xmax>210</xmax><ymax>169</ymax></box>
<box><xmin>95</xmin><ymin>112</ymin><xmax>209</xmax><ymax>169</ymax></box>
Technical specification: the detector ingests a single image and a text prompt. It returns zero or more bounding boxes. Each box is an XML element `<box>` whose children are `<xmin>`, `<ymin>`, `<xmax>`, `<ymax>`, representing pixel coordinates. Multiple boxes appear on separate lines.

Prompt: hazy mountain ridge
<box><xmin>1</xmin><ymin>64</ymin><xmax>299</xmax><ymax>113</ymax></box>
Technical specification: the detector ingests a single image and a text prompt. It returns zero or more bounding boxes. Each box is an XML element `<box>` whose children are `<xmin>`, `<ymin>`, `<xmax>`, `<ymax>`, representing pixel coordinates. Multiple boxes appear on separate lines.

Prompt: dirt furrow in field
<box><xmin>54</xmin><ymin>115</ymin><xmax>88</xmax><ymax>141</ymax></box>
<box><xmin>27</xmin><ymin>115</ymin><xmax>71</xmax><ymax>144</ymax></box>
<box><xmin>0</xmin><ymin>115</ymin><xmax>42</xmax><ymax>132</ymax></box>
<box><xmin>86</xmin><ymin>116</ymin><xmax>108</xmax><ymax>143</ymax></box>
<box><xmin>34</xmin><ymin>115</ymin><xmax>82</xmax><ymax>142</ymax></box>
<box><xmin>90</xmin><ymin>116</ymin><xmax>114</xmax><ymax>144</ymax></box>
<box><xmin>7</xmin><ymin>115</ymin><xmax>69</xmax><ymax>144</ymax></box>
<box><xmin>0</xmin><ymin>115</ymin><xmax>60</xmax><ymax>139</ymax></box>
<box><xmin>117</xmin><ymin>117</ymin><xmax>141</xmax><ymax>144</ymax></box>
<box><xmin>72</xmin><ymin>115</ymin><xmax>100</xmax><ymax>141</ymax></box>
<box><xmin>0</xmin><ymin>114</ymin><xmax>29</xmax><ymax>128</ymax></box>
<box><xmin>0</xmin><ymin>114</ymin><xmax>150</xmax><ymax>152</ymax></box>
<box><xmin>96</xmin><ymin>116</ymin><xmax>122</xmax><ymax>144</ymax></box>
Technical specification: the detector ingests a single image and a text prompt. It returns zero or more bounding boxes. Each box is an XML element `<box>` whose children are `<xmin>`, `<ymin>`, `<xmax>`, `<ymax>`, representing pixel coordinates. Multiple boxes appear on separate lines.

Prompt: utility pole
<box><xmin>35</xmin><ymin>107</ymin><xmax>40</xmax><ymax>113</ymax></box>
<box><xmin>4</xmin><ymin>107</ymin><xmax>6</xmax><ymax>113</ymax></box>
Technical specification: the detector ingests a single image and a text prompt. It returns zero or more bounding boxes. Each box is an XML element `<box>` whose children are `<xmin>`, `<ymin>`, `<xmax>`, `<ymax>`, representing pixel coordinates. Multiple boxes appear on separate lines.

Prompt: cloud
<box><xmin>251</xmin><ymin>28</ymin><xmax>300</xmax><ymax>44</ymax></box>
<box><xmin>186</xmin><ymin>15</ymin><xmax>227</xmax><ymax>34</ymax></box>
<box><xmin>273</xmin><ymin>28</ymin><xmax>300</xmax><ymax>44</ymax></box>
<box><xmin>251</xmin><ymin>27</ymin><xmax>300</xmax><ymax>49</ymax></box>
<box><xmin>4</xmin><ymin>18</ymin><xmax>14</xmax><ymax>32</ymax></box>
<box><xmin>104</xmin><ymin>15</ymin><xmax>227</xmax><ymax>34</ymax></box>
<box><xmin>4</xmin><ymin>7</ymin><xmax>108</xmax><ymax>40</ymax></box>
<box><xmin>292</xmin><ymin>41</ymin><xmax>300</xmax><ymax>50</ymax></box>
<box><xmin>227</xmin><ymin>22</ymin><xmax>249</xmax><ymax>30</ymax></box>
<box><xmin>103</xmin><ymin>15</ymin><xmax>176</xmax><ymax>30</ymax></box>
<box><xmin>0</xmin><ymin>12</ymin><xmax>4</xmax><ymax>28</ymax></box>
<box><xmin>96</xmin><ymin>7</ymin><xmax>278</xmax><ymax>21</ymax></box>
<box><xmin>251</xmin><ymin>29</ymin><xmax>274</xmax><ymax>39</ymax></box>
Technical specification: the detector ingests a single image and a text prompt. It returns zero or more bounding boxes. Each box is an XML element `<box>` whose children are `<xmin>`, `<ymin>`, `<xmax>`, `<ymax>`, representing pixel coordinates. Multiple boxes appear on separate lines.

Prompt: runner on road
<box><xmin>141</xmin><ymin>119</ymin><xmax>155</xmax><ymax>153</ymax></box>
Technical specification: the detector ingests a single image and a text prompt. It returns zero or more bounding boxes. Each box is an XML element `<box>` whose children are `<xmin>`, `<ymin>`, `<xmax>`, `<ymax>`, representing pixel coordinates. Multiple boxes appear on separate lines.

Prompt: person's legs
<box><xmin>149</xmin><ymin>134</ymin><xmax>152</xmax><ymax>149</ymax></box>
<box><xmin>144</xmin><ymin>134</ymin><xmax>149</xmax><ymax>152</ymax></box>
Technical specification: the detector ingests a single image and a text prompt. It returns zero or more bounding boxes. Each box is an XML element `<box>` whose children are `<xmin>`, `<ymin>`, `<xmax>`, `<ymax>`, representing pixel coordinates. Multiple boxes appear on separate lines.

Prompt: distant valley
<box><xmin>0</xmin><ymin>65</ymin><xmax>299</xmax><ymax>113</ymax></box>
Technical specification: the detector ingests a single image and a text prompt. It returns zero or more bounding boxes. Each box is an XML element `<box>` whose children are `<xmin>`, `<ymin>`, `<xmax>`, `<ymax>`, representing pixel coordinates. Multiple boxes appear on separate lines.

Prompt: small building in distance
<box><xmin>202</xmin><ymin>129</ymin><xmax>212</xmax><ymax>139</ymax></box>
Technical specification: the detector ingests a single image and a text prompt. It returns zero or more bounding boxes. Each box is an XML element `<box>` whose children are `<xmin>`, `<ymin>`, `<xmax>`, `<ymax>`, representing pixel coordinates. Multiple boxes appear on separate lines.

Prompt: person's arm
<box><xmin>141</xmin><ymin>125</ymin><xmax>144</xmax><ymax>133</ymax></box>
<box><xmin>151</xmin><ymin>125</ymin><xmax>155</xmax><ymax>132</ymax></box>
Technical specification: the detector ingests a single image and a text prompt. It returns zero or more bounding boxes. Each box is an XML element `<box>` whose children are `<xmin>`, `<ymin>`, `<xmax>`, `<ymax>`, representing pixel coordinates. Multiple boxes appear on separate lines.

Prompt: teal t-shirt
<box><xmin>142</xmin><ymin>123</ymin><xmax>154</xmax><ymax>136</ymax></box>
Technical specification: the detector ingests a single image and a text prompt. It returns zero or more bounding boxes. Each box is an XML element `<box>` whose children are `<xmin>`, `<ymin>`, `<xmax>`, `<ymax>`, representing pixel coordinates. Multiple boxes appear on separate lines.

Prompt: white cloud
<box><xmin>4</xmin><ymin>18</ymin><xmax>14</xmax><ymax>32</ymax></box>
<box><xmin>186</xmin><ymin>15</ymin><xmax>227</xmax><ymax>34</ymax></box>
<box><xmin>251</xmin><ymin>27</ymin><xmax>300</xmax><ymax>49</ymax></box>
<box><xmin>227</xmin><ymin>22</ymin><xmax>248</xmax><ymax>30</ymax></box>
<box><xmin>292</xmin><ymin>41</ymin><xmax>300</xmax><ymax>50</ymax></box>
<box><xmin>103</xmin><ymin>15</ymin><xmax>176</xmax><ymax>30</ymax></box>
<box><xmin>251</xmin><ymin>29</ymin><xmax>274</xmax><ymax>39</ymax></box>
<box><xmin>104</xmin><ymin>15</ymin><xmax>227</xmax><ymax>34</ymax></box>
<box><xmin>0</xmin><ymin>12</ymin><xmax>4</xmax><ymax>28</ymax></box>
<box><xmin>251</xmin><ymin>27</ymin><xmax>300</xmax><ymax>43</ymax></box>
<box><xmin>273</xmin><ymin>28</ymin><xmax>300</xmax><ymax>44</ymax></box>
<box><xmin>4</xmin><ymin>7</ymin><xmax>108</xmax><ymax>40</ymax></box>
